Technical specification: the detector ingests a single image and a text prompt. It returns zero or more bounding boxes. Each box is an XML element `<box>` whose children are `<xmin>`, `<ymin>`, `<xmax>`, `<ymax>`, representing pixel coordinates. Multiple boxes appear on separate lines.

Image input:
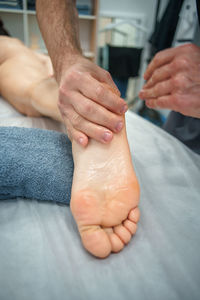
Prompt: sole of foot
<box><xmin>70</xmin><ymin>121</ymin><xmax>140</xmax><ymax>258</ymax></box>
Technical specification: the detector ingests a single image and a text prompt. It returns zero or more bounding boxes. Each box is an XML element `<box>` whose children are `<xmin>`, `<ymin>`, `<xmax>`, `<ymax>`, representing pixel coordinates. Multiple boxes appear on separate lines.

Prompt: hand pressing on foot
<box><xmin>57</xmin><ymin>57</ymin><xmax>128</xmax><ymax>147</ymax></box>
<box><xmin>37</xmin><ymin>0</ymin><xmax>128</xmax><ymax>146</ymax></box>
<box><xmin>0</xmin><ymin>37</ymin><xmax>140</xmax><ymax>258</ymax></box>
<box><xmin>70</xmin><ymin>85</ymin><xmax>140</xmax><ymax>258</ymax></box>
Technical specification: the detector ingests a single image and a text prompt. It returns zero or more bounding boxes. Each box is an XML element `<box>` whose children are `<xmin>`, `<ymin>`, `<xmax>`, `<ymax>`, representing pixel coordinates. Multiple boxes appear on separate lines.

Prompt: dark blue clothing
<box><xmin>163</xmin><ymin>0</ymin><xmax>200</xmax><ymax>154</ymax></box>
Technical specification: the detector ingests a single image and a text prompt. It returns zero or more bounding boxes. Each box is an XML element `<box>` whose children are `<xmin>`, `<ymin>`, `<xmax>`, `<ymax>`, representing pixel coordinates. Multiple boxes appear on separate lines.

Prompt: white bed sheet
<box><xmin>0</xmin><ymin>97</ymin><xmax>200</xmax><ymax>300</ymax></box>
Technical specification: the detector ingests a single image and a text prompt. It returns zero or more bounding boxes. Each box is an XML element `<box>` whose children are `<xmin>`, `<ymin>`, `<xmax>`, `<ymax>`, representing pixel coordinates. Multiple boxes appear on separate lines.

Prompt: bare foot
<box><xmin>0</xmin><ymin>40</ymin><xmax>140</xmax><ymax>258</ymax></box>
<box><xmin>70</xmin><ymin>118</ymin><xmax>140</xmax><ymax>258</ymax></box>
<box><xmin>29</xmin><ymin>80</ymin><xmax>140</xmax><ymax>258</ymax></box>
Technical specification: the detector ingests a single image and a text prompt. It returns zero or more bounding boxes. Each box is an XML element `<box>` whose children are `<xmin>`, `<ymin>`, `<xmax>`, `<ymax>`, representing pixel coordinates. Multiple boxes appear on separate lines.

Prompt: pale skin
<box><xmin>0</xmin><ymin>36</ymin><xmax>140</xmax><ymax>258</ymax></box>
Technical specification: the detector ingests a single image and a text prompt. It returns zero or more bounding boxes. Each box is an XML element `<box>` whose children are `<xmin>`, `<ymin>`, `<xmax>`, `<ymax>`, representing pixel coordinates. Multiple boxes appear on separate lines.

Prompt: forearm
<box><xmin>36</xmin><ymin>0</ymin><xmax>82</xmax><ymax>82</ymax></box>
<box><xmin>36</xmin><ymin>0</ymin><xmax>126</xmax><ymax>147</ymax></box>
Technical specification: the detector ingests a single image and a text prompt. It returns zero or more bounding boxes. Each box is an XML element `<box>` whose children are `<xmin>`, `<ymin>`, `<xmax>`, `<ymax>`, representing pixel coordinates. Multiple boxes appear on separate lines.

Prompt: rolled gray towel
<box><xmin>0</xmin><ymin>127</ymin><xmax>74</xmax><ymax>204</ymax></box>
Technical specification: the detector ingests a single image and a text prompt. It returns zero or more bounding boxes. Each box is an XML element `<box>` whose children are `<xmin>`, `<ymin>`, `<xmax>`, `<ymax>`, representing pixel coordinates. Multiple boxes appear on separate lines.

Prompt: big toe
<box><xmin>80</xmin><ymin>226</ymin><xmax>112</xmax><ymax>258</ymax></box>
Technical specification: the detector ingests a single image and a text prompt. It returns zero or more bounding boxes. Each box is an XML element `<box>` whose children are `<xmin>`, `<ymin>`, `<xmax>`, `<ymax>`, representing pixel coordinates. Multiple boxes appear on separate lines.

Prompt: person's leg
<box><xmin>29</xmin><ymin>76</ymin><xmax>62</xmax><ymax>122</ymax></box>
<box><xmin>0</xmin><ymin>36</ymin><xmax>54</xmax><ymax>117</ymax></box>
<box><xmin>0</xmin><ymin>37</ymin><xmax>140</xmax><ymax>258</ymax></box>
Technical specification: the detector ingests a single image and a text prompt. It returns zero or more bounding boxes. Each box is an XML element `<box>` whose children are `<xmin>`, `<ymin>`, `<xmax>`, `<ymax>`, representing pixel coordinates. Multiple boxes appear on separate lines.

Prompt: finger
<box><xmin>144</xmin><ymin>47</ymin><xmax>179</xmax><ymax>80</ymax></box>
<box><xmin>140</xmin><ymin>79</ymin><xmax>172</xmax><ymax>99</ymax></box>
<box><xmin>145</xmin><ymin>95</ymin><xmax>175</xmax><ymax>110</ymax></box>
<box><xmin>176</xmin><ymin>93</ymin><xmax>200</xmax><ymax>118</ymax></box>
<box><xmin>146</xmin><ymin>93</ymin><xmax>200</xmax><ymax>117</ymax></box>
<box><xmin>145</xmin><ymin>99</ymin><xmax>155</xmax><ymax>109</ymax></box>
<box><xmin>62</xmin><ymin>116</ymin><xmax>89</xmax><ymax>147</ymax></box>
<box><xmin>70</xmin><ymin>91</ymin><xmax>124</xmax><ymax>134</ymax></box>
<box><xmin>92</xmin><ymin>65</ymin><xmax>121</xmax><ymax>96</ymax></box>
<box><xmin>77</xmin><ymin>73</ymin><xmax>127</xmax><ymax>115</ymax></box>
<box><xmin>63</xmin><ymin>106</ymin><xmax>114</xmax><ymax>144</ymax></box>
<box><xmin>143</xmin><ymin>63</ymin><xmax>172</xmax><ymax>89</ymax></box>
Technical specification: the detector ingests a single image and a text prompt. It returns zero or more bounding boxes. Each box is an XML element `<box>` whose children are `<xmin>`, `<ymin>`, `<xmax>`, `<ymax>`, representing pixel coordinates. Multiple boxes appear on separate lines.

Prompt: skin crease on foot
<box><xmin>70</xmin><ymin>85</ymin><xmax>140</xmax><ymax>258</ymax></box>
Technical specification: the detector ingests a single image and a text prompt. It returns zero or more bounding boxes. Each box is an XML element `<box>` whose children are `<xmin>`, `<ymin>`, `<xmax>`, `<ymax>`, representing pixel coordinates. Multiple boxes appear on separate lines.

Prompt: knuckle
<box><xmin>179</xmin><ymin>57</ymin><xmax>188</xmax><ymax>69</ymax></box>
<box><xmin>59</xmin><ymin>82</ymin><xmax>75</xmax><ymax>103</ymax></box>
<box><xmin>67</xmin><ymin>69</ymin><xmax>81</xmax><ymax>82</ymax></box>
<box><xmin>172</xmin><ymin>74</ymin><xmax>185</xmax><ymax>89</ymax></box>
<box><xmin>173</xmin><ymin>57</ymin><xmax>188</xmax><ymax>70</ymax></box>
<box><xmin>59</xmin><ymin>85</ymin><xmax>71</xmax><ymax>99</ymax></box>
<box><xmin>82</xmin><ymin>101</ymin><xmax>93</xmax><ymax>114</ymax></box>
<box><xmin>59</xmin><ymin>85</ymin><xmax>66</xmax><ymax>97</ymax></box>
<box><xmin>83</xmin><ymin>72</ymin><xmax>91</xmax><ymax>81</ymax></box>
<box><xmin>96</xmin><ymin>84</ymin><xmax>104</xmax><ymax>98</ymax></box>
<box><xmin>71</xmin><ymin>114</ymin><xmax>82</xmax><ymax>128</ymax></box>
<box><xmin>104</xmin><ymin>70</ymin><xmax>112</xmax><ymax>80</ymax></box>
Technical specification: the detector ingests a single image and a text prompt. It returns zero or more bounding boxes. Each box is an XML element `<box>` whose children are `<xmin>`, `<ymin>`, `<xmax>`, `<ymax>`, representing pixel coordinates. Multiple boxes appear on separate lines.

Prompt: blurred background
<box><xmin>0</xmin><ymin>0</ymin><xmax>199</xmax><ymax>127</ymax></box>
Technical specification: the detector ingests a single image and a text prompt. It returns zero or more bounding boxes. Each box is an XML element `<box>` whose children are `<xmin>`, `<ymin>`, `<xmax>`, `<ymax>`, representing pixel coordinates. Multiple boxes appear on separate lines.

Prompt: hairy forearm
<box><xmin>36</xmin><ymin>0</ymin><xmax>82</xmax><ymax>82</ymax></box>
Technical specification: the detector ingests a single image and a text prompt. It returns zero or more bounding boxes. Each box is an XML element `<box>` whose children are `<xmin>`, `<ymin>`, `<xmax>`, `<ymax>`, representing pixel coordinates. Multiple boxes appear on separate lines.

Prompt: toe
<box><xmin>113</xmin><ymin>224</ymin><xmax>132</xmax><ymax>244</ymax></box>
<box><xmin>109</xmin><ymin>233</ymin><xmax>124</xmax><ymax>253</ymax></box>
<box><xmin>123</xmin><ymin>219</ymin><xmax>137</xmax><ymax>235</ymax></box>
<box><xmin>103</xmin><ymin>227</ymin><xmax>114</xmax><ymax>235</ymax></box>
<box><xmin>80</xmin><ymin>226</ymin><xmax>112</xmax><ymax>258</ymax></box>
<box><xmin>103</xmin><ymin>227</ymin><xmax>124</xmax><ymax>253</ymax></box>
<box><xmin>128</xmin><ymin>207</ymin><xmax>140</xmax><ymax>223</ymax></box>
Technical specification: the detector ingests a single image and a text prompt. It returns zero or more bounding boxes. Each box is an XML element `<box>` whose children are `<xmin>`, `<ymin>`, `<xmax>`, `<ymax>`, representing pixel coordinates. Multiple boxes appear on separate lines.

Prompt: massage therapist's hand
<box><xmin>139</xmin><ymin>44</ymin><xmax>200</xmax><ymax>118</ymax></box>
<box><xmin>58</xmin><ymin>55</ymin><xmax>128</xmax><ymax>147</ymax></box>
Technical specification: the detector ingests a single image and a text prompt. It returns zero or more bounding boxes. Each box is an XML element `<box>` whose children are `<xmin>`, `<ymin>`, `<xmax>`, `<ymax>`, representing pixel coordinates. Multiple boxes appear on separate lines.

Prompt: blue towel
<box><xmin>0</xmin><ymin>127</ymin><xmax>74</xmax><ymax>204</ymax></box>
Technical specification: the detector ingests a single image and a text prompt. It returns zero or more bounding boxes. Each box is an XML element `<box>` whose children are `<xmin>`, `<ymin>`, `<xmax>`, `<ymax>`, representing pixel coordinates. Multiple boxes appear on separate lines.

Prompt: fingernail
<box><xmin>103</xmin><ymin>131</ymin><xmax>112</xmax><ymax>142</ymax></box>
<box><xmin>139</xmin><ymin>90</ymin><xmax>145</xmax><ymax>99</ymax></box>
<box><xmin>120</xmin><ymin>104</ymin><xmax>128</xmax><ymax>114</ymax></box>
<box><xmin>115</xmin><ymin>121</ymin><xmax>123</xmax><ymax>132</ymax></box>
<box><xmin>78</xmin><ymin>137</ymin><xmax>85</xmax><ymax>145</ymax></box>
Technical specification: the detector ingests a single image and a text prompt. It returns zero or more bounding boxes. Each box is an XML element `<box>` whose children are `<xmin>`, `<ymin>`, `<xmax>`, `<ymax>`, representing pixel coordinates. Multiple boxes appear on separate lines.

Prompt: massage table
<box><xmin>0</xmin><ymin>96</ymin><xmax>200</xmax><ymax>300</ymax></box>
